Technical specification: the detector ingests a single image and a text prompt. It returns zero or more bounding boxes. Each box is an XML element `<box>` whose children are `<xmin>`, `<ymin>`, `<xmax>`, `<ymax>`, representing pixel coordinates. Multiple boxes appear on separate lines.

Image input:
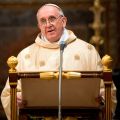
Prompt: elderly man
<box><xmin>1</xmin><ymin>3</ymin><xmax>105</xmax><ymax>120</ymax></box>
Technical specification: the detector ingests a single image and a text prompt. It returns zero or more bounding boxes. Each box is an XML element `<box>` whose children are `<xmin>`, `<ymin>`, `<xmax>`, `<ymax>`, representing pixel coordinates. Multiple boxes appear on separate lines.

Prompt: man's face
<box><xmin>37</xmin><ymin>6</ymin><xmax>67</xmax><ymax>42</ymax></box>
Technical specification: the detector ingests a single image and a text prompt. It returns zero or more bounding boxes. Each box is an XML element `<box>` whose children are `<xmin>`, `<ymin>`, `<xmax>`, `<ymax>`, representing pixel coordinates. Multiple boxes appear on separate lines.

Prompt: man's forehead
<box><xmin>37</xmin><ymin>6</ymin><xmax>60</xmax><ymax>18</ymax></box>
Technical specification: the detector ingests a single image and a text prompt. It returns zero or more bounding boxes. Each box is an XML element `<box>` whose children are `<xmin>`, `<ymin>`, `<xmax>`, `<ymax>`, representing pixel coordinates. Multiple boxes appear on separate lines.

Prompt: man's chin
<box><xmin>48</xmin><ymin>39</ymin><xmax>59</xmax><ymax>43</ymax></box>
<box><xmin>47</xmin><ymin>37</ymin><xmax>59</xmax><ymax>43</ymax></box>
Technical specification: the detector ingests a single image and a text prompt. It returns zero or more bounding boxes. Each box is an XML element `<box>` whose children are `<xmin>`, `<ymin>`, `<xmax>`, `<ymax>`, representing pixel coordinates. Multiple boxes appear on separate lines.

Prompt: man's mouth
<box><xmin>47</xmin><ymin>29</ymin><xmax>55</xmax><ymax>33</ymax></box>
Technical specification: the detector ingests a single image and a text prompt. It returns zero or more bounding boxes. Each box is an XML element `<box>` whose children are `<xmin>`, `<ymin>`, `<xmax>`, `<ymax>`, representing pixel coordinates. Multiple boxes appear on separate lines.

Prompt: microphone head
<box><xmin>59</xmin><ymin>41</ymin><xmax>66</xmax><ymax>51</ymax></box>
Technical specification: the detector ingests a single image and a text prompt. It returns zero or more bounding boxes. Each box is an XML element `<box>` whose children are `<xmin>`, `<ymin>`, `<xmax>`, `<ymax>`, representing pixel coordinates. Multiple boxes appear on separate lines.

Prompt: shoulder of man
<box><xmin>17</xmin><ymin>43</ymin><xmax>37</xmax><ymax>58</ymax></box>
<box><xmin>71</xmin><ymin>37</ymin><xmax>95</xmax><ymax>51</ymax></box>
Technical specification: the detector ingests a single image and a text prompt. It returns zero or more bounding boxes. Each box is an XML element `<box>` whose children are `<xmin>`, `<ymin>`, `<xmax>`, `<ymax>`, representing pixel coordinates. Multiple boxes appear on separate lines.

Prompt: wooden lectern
<box><xmin>19</xmin><ymin>77</ymin><xmax>102</xmax><ymax>120</ymax></box>
<box><xmin>7</xmin><ymin>55</ymin><xmax>113</xmax><ymax>120</ymax></box>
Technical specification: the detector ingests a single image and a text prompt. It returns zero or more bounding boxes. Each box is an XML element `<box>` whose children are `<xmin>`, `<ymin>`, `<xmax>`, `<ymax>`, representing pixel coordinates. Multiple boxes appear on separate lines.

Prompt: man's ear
<box><xmin>37</xmin><ymin>23</ymin><xmax>41</xmax><ymax>30</ymax></box>
<box><xmin>62</xmin><ymin>16</ymin><xmax>67</xmax><ymax>27</ymax></box>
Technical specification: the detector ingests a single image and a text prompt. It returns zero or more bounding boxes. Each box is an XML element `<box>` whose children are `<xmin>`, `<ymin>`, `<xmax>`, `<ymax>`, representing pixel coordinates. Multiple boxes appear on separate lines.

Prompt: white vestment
<box><xmin>1</xmin><ymin>29</ymin><xmax>116</xmax><ymax>120</ymax></box>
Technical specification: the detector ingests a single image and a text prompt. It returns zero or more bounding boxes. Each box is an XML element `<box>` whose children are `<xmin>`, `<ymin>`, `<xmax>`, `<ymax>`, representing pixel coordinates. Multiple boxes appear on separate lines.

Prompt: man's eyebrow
<box><xmin>40</xmin><ymin>15</ymin><xmax>56</xmax><ymax>19</ymax></box>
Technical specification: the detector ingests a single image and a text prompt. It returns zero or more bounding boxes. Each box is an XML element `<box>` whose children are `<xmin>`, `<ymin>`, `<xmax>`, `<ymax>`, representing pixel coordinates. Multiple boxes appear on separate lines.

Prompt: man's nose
<box><xmin>46</xmin><ymin>20</ymin><xmax>52</xmax><ymax>26</ymax></box>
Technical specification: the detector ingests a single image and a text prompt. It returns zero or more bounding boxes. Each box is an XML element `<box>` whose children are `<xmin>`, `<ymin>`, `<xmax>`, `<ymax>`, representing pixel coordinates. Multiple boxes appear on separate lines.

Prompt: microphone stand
<box><xmin>58</xmin><ymin>41</ymin><xmax>66</xmax><ymax>120</ymax></box>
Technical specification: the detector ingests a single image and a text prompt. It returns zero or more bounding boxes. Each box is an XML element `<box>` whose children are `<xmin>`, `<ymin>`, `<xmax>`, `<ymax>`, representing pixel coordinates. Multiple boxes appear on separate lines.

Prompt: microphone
<box><xmin>59</xmin><ymin>41</ymin><xmax>66</xmax><ymax>51</ymax></box>
<box><xmin>58</xmin><ymin>41</ymin><xmax>66</xmax><ymax>120</ymax></box>
<box><xmin>59</xmin><ymin>38</ymin><xmax>76</xmax><ymax>51</ymax></box>
<box><xmin>58</xmin><ymin>39</ymin><xmax>75</xmax><ymax>120</ymax></box>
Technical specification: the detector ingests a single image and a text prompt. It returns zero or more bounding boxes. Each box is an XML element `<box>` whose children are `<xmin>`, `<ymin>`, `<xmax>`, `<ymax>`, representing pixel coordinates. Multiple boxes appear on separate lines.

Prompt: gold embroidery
<box><xmin>39</xmin><ymin>61</ymin><xmax>45</xmax><ymax>66</ymax></box>
<box><xmin>74</xmin><ymin>54</ymin><xmax>80</xmax><ymax>60</ymax></box>
<box><xmin>25</xmin><ymin>54</ymin><xmax>30</xmax><ymax>59</ymax></box>
<box><xmin>87</xmin><ymin>44</ymin><xmax>92</xmax><ymax>50</ymax></box>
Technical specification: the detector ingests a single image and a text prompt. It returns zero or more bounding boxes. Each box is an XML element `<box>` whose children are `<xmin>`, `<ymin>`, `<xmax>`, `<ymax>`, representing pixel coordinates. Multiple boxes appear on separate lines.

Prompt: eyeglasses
<box><xmin>39</xmin><ymin>15</ymin><xmax>62</xmax><ymax>26</ymax></box>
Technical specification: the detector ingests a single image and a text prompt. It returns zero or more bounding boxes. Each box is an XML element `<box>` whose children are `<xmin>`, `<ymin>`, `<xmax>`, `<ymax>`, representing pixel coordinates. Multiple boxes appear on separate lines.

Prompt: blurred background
<box><xmin>0</xmin><ymin>0</ymin><xmax>120</xmax><ymax>119</ymax></box>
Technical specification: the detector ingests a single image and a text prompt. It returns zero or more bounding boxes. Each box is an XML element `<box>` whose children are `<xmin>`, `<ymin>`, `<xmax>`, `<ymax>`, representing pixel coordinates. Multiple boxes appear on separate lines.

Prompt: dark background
<box><xmin>0</xmin><ymin>0</ymin><xmax>120</xmax><ymax>119</ymax></box>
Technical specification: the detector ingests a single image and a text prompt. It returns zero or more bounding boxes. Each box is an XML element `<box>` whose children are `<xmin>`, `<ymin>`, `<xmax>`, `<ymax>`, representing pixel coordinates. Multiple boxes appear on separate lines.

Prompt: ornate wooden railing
<box><xmin>7</xmin><ymin>54</ymin><xmax>113</xmax><ymax>120</ymax></box>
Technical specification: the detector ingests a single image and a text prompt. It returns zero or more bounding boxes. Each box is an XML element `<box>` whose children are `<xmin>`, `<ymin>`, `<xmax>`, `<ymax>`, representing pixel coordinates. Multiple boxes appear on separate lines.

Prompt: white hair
<box><xmin>36</xmin><ymin>3</ymin><xmax>64</xmax><ymax>17</ymax></box>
